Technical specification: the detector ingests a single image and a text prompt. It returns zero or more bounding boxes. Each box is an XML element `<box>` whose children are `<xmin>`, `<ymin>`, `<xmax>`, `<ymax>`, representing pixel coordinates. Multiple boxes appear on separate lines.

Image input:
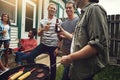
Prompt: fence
<box><xmin>108</xmin><ymin>14</ymin><xmax>120</xmax><ymax>64</ymax></box>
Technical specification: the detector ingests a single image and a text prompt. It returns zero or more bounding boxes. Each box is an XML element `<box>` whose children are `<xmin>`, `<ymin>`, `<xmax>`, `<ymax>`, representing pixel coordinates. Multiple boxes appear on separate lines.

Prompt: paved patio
<box><xmin>36</xmin><ymin>54</ymin><xmax>62</xmax><ymax>67</ymax></box>
<box><xmin>7</xmin><ymin>54</ymin><xmax>61</xmax><ymax>68</ymax></box>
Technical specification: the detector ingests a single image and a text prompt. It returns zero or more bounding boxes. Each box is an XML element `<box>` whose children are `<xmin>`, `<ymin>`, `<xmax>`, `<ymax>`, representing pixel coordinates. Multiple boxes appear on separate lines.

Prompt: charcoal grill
<box><xmin>0</xmin><ymin>63</ymin><xmax>49</xmax><ymax>80</ymax></box>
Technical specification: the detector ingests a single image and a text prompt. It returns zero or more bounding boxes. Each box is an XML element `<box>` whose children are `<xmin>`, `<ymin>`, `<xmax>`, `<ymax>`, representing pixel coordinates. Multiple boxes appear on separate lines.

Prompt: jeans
<box><xmin>15</xmin><ymin>52</ymin><xmax>28</xmax><ymax>65</ymax></box>
<box><xmin>62</xmin><ymin>65</ymin><xmax>70</xmax><ymax>80</ymax></box>
<box><xmin>26</xmin><ymin>43</ymin><xmax>57</xmax><ymax>80</ymax></box>
<box><xmin>0</xmin><ymin>40</ymin><xmax>10</xmax><ymax>47</ymax></box>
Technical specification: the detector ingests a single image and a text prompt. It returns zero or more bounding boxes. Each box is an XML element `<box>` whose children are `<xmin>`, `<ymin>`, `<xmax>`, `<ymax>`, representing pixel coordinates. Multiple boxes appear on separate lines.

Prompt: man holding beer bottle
<box><xmin>26</xmin><ymin>2</ymin><xmax>62</xmax><ymax>80</ymax></box>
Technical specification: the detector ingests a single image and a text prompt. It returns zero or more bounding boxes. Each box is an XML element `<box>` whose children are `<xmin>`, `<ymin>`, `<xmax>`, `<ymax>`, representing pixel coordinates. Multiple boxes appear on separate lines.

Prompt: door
<box><xmin>21</xmin><ymin>0</ymin><xmax>36</xmax><ymax>38</ymax></box>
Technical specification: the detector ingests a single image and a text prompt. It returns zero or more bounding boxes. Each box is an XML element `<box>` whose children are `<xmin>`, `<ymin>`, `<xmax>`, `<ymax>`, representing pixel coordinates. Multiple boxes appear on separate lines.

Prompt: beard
<box><xmin>76</xmin><ymin>0</ymin><xmax>83</xmax><ymax>8</ymax></box>
<box><xmin>28</xmin><ymin>34</ymin><xmax>30</xmax><ymax>37</ymax></box>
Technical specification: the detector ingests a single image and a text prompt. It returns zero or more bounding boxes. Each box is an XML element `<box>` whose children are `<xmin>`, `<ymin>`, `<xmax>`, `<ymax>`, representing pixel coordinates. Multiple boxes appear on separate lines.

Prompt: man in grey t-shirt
<box><xmin>59</xmin><ymin>1</ymin><xmax>79</xmax><ymax>80</ymax></box>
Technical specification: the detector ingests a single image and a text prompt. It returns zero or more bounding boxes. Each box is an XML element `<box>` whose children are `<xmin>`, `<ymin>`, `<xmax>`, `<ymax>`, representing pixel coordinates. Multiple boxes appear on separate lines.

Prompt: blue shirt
<box><xmin>0</xmin><ymin>20</ymin><xmax>10</xmax><ymax>40</ymax></box>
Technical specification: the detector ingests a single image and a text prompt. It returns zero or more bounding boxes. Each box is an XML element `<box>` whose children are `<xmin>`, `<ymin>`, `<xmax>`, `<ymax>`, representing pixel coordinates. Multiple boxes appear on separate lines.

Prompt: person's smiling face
<box><xmin>2</xmin><ymin>14</ymin><xmax>9</xmax><ymax>22</ymax></box>
<box><xmin>66</xmin><ymin>3</ymin><xmax>75</xmax><ymax>17</ymax></box>
<box><xmin>48</xmin><ymin>4</ymin><xmax>57</xmax><ymax>16</ymax></box>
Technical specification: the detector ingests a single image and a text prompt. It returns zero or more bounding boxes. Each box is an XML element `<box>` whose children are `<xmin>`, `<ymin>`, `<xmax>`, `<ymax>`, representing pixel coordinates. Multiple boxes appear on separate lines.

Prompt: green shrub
<box><xmin>56</xmin><ymin>65</ymin><xmax>64</xmax><ymax>80</ymax></box>
<box><xmin>56</xmin><ymin>65</ymin><xmax>120</xmax><ymax>80</ymax></box>
<box><xmin>94</xmin><ymin>65</ymin><xmax>120</xmax><ymax>80</ymax></box>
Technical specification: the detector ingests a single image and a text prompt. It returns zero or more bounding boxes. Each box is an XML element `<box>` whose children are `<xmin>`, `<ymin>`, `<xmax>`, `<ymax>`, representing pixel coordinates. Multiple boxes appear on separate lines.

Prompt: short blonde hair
<box><xmin>48</xmin><ymin>2</ymin><xmax>57</xmax><ymax>9</ymax></box>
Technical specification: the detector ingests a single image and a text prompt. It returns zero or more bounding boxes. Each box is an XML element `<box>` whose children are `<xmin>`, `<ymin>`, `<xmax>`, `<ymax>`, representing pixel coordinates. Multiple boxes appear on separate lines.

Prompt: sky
<box><xmin>99</xmin><ymin>0</ymin><xmax>120</xmax><ymax>15</ymax></box>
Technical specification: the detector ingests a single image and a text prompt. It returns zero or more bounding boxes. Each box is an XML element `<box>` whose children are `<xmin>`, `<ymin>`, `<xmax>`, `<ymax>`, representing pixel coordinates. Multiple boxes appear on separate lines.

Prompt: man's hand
<box><xmin>60</xmin><ymin>55</ymin><xmax>72</xmax><ymax>66</ymax></box>
<box><xmin>54</xmin><ymin>48</ymin><xmax>59</xmax><ymax>56</ymax></box>
<box><xmin>44</xmin><ymin>25</ymin><xmax>50</xmax><ymax>31</ymax></box>
<box><xmin>57</xmin><ymin>26</ymin><xmax>73</xmax><ymax>40</ymax></box>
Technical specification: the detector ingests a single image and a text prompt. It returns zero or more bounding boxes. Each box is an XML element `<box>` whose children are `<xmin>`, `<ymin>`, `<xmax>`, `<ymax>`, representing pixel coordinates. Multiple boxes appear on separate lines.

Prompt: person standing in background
<box><xmin>59</xmin><ymin>1</ymin><xmax>79</xmax><ymax>80</ymax></box>
<box><xmin>0</xmin><ymin>13</ymin><xmax>11</xmax><ymax>68</ymax></box>
<box><xmin>26</xmin><ymin>3</ymin><xmax>62</xmax><ymax>80</ymax></box>
<box><xmin>59</xmin><ymin>0</ymin><xmax>109</xmax><ymax>80</ymax></box>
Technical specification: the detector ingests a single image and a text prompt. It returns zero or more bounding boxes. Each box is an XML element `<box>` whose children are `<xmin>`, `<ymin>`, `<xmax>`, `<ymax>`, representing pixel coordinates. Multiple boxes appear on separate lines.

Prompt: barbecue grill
<box><xmin>0</xmin><ymin>63</ymin><xmax>50</xmax><ymax>80</ymax></box>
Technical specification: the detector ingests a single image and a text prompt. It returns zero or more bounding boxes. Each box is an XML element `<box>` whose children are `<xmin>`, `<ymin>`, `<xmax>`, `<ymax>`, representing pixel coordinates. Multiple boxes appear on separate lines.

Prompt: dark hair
<box><xmin>66</xmin><ymin>0</ymin><xmax>76</xmax><ymax>9</ymax></box>
<box><xmin>89</xmin><ymin>0</ymin><xmax>99</xmax><ymax>3</ymax></box>
<box><xmin>1</xmin><ymin>13</ymin><xmax>11</xmax><ymax>25</ymax></box>
<box><xmin>31</xmin><ymin>28</ymin><xmax>37</xmax><ymax>36</ymax></box>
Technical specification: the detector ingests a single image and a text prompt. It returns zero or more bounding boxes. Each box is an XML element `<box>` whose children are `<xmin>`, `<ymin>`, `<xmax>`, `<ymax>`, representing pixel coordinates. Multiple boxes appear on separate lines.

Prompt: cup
<box><xmin>3</xmin><ymin>30</ymin><xmax>7</xmax><ymax>36</ymax></box>
<box><xmin>44</xmin><ymin>21</ymin><xmax>51</xmax><ymax>31</ymax></box>
<box><xmin>45</xmin><ymin>25</ymin><xmax>50</xmax><ymax>31</ymax></box>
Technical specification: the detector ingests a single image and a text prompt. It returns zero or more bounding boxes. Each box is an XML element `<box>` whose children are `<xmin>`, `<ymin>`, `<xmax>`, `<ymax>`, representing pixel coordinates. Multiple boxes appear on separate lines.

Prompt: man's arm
<box><xmin>38</xmin><ymin>24</ymin><xmax>50</xmax><ymax>36</ymax></box>
<box><xmin>61</xmin><ymin>45</ymin><xmax>97</xmax><ymax>64</ymax></box>
<box><xmin>22</xmin><ymin>40</ymin><xmax>37</xmax><ymax>53</ymax></box>
<box><xmin>38</xmin><ymin>27</ymin><xmax>45</xmax><ymax>36</ymax></box>
<box><xmin>58</xmin><ymin>26</ymin><xmax>73</xmax><ymax>40</ymax></box>
<box><xmin>21</xmin><ymin>47</ymin><xmax>35</xmax><ymax>53</ymax></box>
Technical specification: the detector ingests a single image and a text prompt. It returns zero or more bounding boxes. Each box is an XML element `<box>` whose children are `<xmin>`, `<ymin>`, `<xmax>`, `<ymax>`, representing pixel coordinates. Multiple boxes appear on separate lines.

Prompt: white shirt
<box><xmin>2</xmin><ymin>24</ymin><xmax>10</xmax><ymax>40</ymax></box>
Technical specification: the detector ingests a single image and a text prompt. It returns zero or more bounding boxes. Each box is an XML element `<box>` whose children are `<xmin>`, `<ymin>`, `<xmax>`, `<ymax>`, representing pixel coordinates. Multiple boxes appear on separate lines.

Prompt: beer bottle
<box><xmin>55</xmin><ymin>19</ymin><xmax>61</xmax><ymax>33</ymax></box>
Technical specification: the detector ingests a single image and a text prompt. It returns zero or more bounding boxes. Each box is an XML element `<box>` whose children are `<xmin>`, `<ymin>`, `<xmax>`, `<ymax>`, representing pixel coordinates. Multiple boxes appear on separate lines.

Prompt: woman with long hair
<box><xmin>0</xmin><ymin>13</ymin><xmax>11</xmax><ymax>68</ymax></box>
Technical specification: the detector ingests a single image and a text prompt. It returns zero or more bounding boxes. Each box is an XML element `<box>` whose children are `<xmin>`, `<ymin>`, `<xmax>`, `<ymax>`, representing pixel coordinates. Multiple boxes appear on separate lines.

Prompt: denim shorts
<box><xmin>0</xmin><ymin>40</ymin><xmax>10</xmax><ymax>46</ymax></box>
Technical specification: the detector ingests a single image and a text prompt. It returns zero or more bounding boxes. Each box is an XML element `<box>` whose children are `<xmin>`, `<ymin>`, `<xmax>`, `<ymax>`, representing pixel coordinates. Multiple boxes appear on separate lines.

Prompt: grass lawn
<box><xmin>94</xmin><ymin>65</ymin><xmax>120</xmax><ymax>80</ymax></box>
<box><xmin>56</xmin><ymin>65</ymin><xmax>64</xmax><ymax>80</ymax></box>
<box><xmin>56</xmin><ymin>64</ymin><xmax>120</xmax><ymax>80</ymax></box>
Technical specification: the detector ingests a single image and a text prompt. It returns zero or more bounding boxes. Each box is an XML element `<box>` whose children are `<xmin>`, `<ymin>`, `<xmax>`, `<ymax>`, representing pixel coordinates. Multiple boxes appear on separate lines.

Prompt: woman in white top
<box><xmin>0</xmin><ymin>13</ymin><xmax>11</xmax><ymax>68</ymax></box>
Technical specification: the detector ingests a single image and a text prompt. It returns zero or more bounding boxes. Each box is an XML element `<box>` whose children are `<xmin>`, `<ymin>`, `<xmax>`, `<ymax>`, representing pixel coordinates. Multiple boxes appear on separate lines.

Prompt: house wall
<box><xmin>4</xmin><ymin>0</ymin><xmax>66</xmax><ymax>48</ymax></box>
<box><xmin>10</xmin><ymin>27</ymin><xmax>18</xmax><ymax>48</ymax></box>
<box><xmin>51</xmin><ymin>0</ymin><xmax>65</xmax><ymax>18</ymax></box>
<box><xmin>37</xmin><ymin>0</ymin><xmax>43</xmax><ymax>43</ymax></box>
<box><xmin>43</xmin><ymin>0</ymin><xmax>50</xmax><ymax>19</ymax></box>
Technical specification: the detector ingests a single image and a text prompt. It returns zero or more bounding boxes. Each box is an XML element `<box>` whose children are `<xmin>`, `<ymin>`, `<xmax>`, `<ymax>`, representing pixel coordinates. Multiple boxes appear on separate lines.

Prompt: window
<box><xmin>25</xmin><ymin>3</ymin><xmax>34</xmax><ymax>32</ymax></box>
<box><xmin>0</xmin><ymin>0</ymin><xmax>17</xmax><ymax>25</ymax></box>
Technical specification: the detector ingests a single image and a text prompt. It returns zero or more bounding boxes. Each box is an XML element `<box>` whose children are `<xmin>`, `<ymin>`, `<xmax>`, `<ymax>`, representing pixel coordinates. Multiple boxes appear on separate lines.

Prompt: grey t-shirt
<box><xmin>61</xmin><ymin>17</ymin><xmax>79</xmax><ymax>52</ymax></box>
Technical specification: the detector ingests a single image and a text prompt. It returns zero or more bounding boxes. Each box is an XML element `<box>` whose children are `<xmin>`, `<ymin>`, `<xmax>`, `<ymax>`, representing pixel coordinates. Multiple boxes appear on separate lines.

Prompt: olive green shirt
<box><xmin>70</xmin><ymin>2</ymin><xmax>109</xmax><ymax>80</ymax></box>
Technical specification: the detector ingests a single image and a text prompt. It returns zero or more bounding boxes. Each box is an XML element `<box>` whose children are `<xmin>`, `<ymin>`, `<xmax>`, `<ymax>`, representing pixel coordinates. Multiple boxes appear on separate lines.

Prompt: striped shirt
<box><xmin>40</xmin><ymin>17</ymin><xmax>62</xmax><ymax>47</ymax></box>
